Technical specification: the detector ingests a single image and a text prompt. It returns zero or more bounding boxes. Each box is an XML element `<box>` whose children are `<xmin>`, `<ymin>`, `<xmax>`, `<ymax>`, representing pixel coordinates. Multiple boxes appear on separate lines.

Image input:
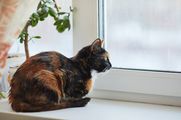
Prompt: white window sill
<box><xmin>0</xmin><ymin>98</ymin><xmax>181</xmax><ymax>120</ymax></box>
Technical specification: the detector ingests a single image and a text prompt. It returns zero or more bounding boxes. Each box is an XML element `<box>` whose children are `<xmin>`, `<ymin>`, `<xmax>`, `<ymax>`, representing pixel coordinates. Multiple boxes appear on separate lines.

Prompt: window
<box><xmin>106</xmin><ymin>0</ymin><xmax>181</xmax><ymax>72</ymax></box>
<box><xmin>73</xmin><ymin>0</ymin><xmax>181</xmax><ymax>106</ymax></box>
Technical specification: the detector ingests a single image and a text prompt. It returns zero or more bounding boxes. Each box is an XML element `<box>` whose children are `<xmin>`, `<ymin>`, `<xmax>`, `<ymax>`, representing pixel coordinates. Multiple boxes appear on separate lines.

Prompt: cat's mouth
<box><xmin>102</xmin><ymin>66</ymin><xmax>111</xmax><ymax>72</ymax></box>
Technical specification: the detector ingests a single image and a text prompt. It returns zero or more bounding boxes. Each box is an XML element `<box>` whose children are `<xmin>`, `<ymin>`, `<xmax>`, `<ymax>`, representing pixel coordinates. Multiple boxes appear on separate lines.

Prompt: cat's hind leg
<box><xmin>33</xmin><ymin>69</ymin><xmax>64</xmax><ymax>102</ymax></box>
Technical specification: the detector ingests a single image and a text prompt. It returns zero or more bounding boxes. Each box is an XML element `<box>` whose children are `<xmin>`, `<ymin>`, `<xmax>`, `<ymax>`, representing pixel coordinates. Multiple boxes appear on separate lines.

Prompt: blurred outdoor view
<box><xmin>106</xmin><ymin>0</ymin><xmax>181</xmax><ymax>72</ymax></box>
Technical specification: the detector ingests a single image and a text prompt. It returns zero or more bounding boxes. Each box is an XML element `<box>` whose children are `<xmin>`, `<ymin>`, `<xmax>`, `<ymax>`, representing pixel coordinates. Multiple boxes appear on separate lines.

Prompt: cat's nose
<box><xmin>107</xmin><ymin>62</ymin><xmax>112</xmax><ymax>69</ymax></box>
<box><xmin>107</xmin><ymin>59</ymin><xmax>112</xmax><ymax>69</ymax></box>
<box><xmin>108</xmin><ymin>63</ymin><xmax>112</xmax><ymax>69</ymax></box>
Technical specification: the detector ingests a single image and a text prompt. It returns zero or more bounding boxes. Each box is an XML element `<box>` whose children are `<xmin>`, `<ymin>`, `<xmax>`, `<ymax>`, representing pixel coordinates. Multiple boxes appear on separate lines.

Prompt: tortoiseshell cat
<box><xmin>9</xmin><ymin>39</ymin><xmax>111</xmax><ymax>112</ymax></box>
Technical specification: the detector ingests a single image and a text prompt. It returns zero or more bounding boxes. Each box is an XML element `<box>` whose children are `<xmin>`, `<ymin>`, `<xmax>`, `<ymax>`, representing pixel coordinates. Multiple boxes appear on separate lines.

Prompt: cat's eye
<box><xmin>102</xmin><ymin>56</ymin><xmax>108</xmax><ymax>61</ymax></box>
<box><xmin>105</xmin><ymin>57</ymin><xmax>108</xmax><ymax>61</ymax></box>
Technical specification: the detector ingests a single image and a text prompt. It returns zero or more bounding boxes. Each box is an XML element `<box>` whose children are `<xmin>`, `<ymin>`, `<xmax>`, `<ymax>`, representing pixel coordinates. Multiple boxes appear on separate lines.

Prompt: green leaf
<box><xmin>37</xmin><ymin>6</ymin><xmax>49</xmax><ymax>20</ymax></box>
<box><xmin>58</xmin><ymin>12</ymin><xmax>67</xmax><ymax>15</ymax></box>
<box><xmin>30</xmin><ymin>12</ymin><xmax>39</xmax><ymax>27</ymax></box>
<box><xmin>63</xmin><ymin>19</ymin><xmax>71</xmax><ymax>30</ymax></box>
<box><xmin>63</xmin><ymin>15</ymin><xmax>69</xmax><ymax>20</ymax></box>
<box><xmin>41</xmin><ymin>12</ymin><xmax>48</xmax><ymax>19</ymax></box>
<box><xmin>32</xmin><ymin>36</ymin><xmax>41</xmax><ymax>39</ymax></box>
<box><xmin>56</xmin><ymin>25</ymin><xmax>65</xmax><ymax>33</ymax></box>
<box><xmin>48</xmin><ymin>7</ymin><xmax>57</xmax><ymax>18</ymax></box>
<box><xmin>42</xmin><ymin>6</ymin><xmax>49</xmax><ymax>13</ymax></box>
<box><xmin>18</xmin><ymin>31</ymin><xmax>29</xmax><ymax>43</ymax></box>
<box><xmin>0</xmin><ymin>92</ymin><xmax>5</xmax><ymax>99</ymax></box>
<box><xmin>22</xmin><ymin>31</ymin><xmax>28</xmax><ymax>36</ymax></box>
<box><xmin>32</xmin><ymin>13</ymin><xmax>39</xmax><ymax>20</ymax></box>
<box><xmin>30</xmin><ymin>19</ymin><xmax>38</xmax><ymax>27</ymax></box>
<box><xmin>19</xmin><ymin>38</ymin><xmax>24</xmax><ymax>43</ymax></box>
<box><xmin>54</xmin><ymin>19</ymin><xmax>63</xmax><ymax>26</ymax></box>
<box><xmin>39</xmin><ymin>17</ymin><xmax>45</xmax><ymax>21</ymax></box>
<box><xmin>54</xmin><ymin>16</ymin><xmax>71</xmax><ymax>33</ymax></box>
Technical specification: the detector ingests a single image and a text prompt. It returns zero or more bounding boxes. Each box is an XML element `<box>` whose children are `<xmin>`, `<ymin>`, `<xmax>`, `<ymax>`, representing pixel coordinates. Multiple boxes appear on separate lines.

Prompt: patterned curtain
<box><xmin>0</xmin><ymin>0</ymin><xmax>40</xmax><ymax>91</ymax></box>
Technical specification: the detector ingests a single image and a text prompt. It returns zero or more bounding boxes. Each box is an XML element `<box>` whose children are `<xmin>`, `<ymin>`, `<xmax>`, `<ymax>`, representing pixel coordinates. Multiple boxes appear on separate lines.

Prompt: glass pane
<box><xmin>105</xmin><ymin>0</ymin><xmax>181</xmax><ymax>72</ymax></box>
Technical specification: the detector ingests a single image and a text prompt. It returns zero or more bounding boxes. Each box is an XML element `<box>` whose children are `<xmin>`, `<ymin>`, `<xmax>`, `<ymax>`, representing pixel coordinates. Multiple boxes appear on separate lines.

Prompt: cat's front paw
<box><xmin>79</xmin><ymin>97</ymin><xmax>91</xmax><ymax>107</ymax></box>
<box><xmin>73</xmin><ymin>97</ymin><xmax>91</xmax><ymax>107</ymax></box>
<box><xmin>82</xmin><ymin>97</ymin><xmax>91</xmax><ymax>104</ymax></box>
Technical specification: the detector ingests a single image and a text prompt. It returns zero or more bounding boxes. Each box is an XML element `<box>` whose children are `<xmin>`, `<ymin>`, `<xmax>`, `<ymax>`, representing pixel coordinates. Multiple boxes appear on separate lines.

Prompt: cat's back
<box><xmin>13</xmin><ymin>51</ymin><xmax>68</xmax><ymax>80</ymax></box>
<box><xmin>9</xmin><ymin>51</ymin><xmax>70</xmax><ymax>104</ymax></box>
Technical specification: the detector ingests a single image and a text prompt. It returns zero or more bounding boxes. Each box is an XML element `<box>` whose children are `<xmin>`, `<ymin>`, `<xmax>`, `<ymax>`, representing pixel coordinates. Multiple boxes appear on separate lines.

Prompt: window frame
<box><xmin>72</xmin><ymin>0</ymin><xmax>181</xmax><ymax>106</ymax></box>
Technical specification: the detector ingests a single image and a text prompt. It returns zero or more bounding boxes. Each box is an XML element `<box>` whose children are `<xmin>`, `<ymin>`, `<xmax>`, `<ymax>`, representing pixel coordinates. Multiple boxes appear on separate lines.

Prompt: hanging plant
<box><xmin>18</xmin><ymin>0</ymin><xmax>71</xmax><ymax>59</ymax></box>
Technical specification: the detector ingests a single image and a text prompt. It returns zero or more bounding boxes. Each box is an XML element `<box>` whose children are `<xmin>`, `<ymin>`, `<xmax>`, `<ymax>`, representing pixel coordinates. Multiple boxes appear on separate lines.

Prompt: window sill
<box><xmin>0</xmin><ymin>98</ymin><xmax>181</xmax><ymax>120</ymax></box>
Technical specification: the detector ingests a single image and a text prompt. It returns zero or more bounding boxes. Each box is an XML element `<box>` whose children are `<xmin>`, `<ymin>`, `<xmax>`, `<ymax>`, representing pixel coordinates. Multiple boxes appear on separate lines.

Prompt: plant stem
<box><xmin>52</xmin><ymin>0</ymin><xmax>60</xmax><ymax>13</ymax></box>
<box><xmin>23</xmin><ymin>21</ymin><xmax>30</xmax><ymax>60</ymax></box>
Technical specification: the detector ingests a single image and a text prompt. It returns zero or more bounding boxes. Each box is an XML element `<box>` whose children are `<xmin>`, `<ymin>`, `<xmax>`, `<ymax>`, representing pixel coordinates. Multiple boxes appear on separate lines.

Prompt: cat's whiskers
<box><xmin>103</xmin><ymin>67</ymin><xmax>108</xmax><ymax>72</ymax></box>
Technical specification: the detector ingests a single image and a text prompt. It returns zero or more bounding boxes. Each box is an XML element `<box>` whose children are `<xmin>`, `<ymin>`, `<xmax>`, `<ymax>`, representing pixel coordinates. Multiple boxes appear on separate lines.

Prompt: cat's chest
<box><xmin>85</xmin><ymin>79</ymin><xmax>94</xmax><ymax>92</ymax></box>
<box><xmin>85</xmin><ymin>70</ymin><xmax>97</xmax><ymax>92</ymax></box>
<box><xmin>69</xmin><ymin>78</ymin><xmax>94</xmax><ymax>97</ymax></box>
<box><xmin>73</xmin><ymin>78</ymin><xmax>94</xmax><ymax>92</ymax></box>
<box><xmin>65</xmin><ymin>70</ymin><xmax>97</xmax><ymax>97</ymax></box>
<box><xmin>78</xmin><ymin>70</ymin><xmax>97</xmax><ymax>92</ymax></box>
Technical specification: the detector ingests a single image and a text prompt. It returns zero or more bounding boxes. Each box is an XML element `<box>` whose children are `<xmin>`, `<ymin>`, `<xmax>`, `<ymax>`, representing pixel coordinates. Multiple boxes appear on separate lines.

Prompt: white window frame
<box><xmin>72</xmin><ymin>0</ymin><xmax>181</xmax><ymax>106</ymax></box>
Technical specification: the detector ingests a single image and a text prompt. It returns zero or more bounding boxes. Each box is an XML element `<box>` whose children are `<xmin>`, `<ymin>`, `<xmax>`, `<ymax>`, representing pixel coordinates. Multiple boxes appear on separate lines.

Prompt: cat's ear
<box><xmin>91</xmin><ymin>38</ymin><xmax>104</xmax><ymax>52</ymax></box>
<box><xmin>101</xmin><ymin>40</ymin><xmax>104</xmax><ymax>48</ymax></box>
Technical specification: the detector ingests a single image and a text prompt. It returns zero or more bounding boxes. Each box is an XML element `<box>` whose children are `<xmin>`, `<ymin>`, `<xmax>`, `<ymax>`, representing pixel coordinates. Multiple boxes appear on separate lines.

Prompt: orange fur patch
<box><xmin>34</xmin><ymin>70</ymin><xmax>62</xmax><ymax>97</ymax></box>
<box><xmin>86</xmin><ymin>79</ymin><xmax>93</xmax><ymax>92</ymax></box>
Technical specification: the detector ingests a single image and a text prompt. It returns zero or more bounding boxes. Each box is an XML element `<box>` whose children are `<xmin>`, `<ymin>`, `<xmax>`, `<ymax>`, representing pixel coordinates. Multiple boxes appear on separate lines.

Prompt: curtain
<box><xmin>0</xmin><ymin>0</ymin><xmax>40</xmax><ymax>91</ymax></box>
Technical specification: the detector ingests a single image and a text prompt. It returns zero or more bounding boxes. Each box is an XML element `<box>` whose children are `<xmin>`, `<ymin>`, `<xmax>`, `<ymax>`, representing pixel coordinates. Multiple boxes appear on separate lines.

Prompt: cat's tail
<box><xmin>11</xmin><ymin>98</ymin><xmax>90</xmax><ymax>112</ymax></box>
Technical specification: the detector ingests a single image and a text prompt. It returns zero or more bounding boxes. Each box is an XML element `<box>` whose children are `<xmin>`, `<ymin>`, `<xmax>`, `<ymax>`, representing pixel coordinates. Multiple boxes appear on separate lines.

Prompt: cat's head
<box><xmin>76</xmin><ymin>38</ymin><xmax>112</xmax><ymax>73</ymax></box>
